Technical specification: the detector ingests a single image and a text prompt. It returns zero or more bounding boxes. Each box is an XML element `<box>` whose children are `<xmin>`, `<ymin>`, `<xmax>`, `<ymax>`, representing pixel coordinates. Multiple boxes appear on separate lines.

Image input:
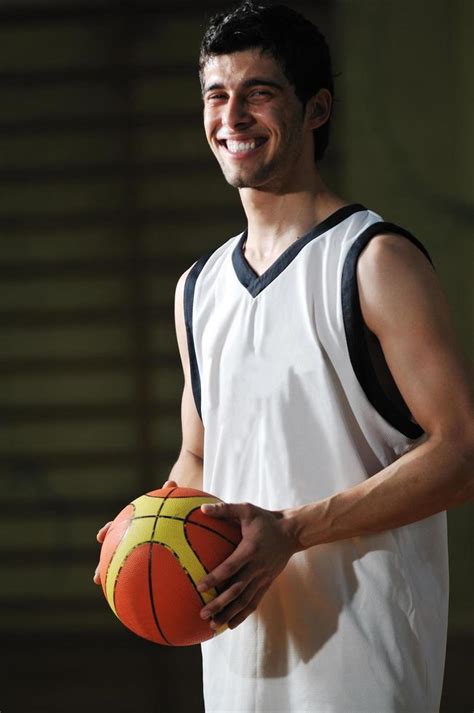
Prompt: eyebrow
<box><xmin>202</xmin><ymin>77</ymin><xmax>284</xmax><ymax>95</ymax></box>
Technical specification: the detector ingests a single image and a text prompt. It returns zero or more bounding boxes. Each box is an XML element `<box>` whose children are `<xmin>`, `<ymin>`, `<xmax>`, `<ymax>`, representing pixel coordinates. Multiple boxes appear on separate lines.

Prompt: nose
<box><xmin>222</xmin><ymin>94</ymin><xmax>253</xmax><ymax>130</ymax></box>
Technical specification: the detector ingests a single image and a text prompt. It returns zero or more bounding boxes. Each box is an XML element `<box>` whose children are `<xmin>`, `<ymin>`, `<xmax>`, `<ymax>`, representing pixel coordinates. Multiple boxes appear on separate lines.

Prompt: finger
<box><xmin>211</xmin><ymin>580</ymin><xmax>263</xmax><ymax>630</ymax></box>
<box><xmin>226</xmin><ymin>582</ymin><xmax>270</xmax><ymax>630</ymax></box>
<box><xmin>197</xmin><ymin>540</ymin><xmax>254</xmax><ymax>593</ymax></box>
<box><xmin>96</xmin><ymin>521</ymin><xmax>113</xmax><ymax>543</ymax></box>
<box><xmin>202</xmin><ymin>572</ymin><xmax>259</xmax><ymax>623</ymax></box>
<box><xmin>162</xmin><ymin>479</ymin><xmax>178</xmax><ymax>488</ymax></box>
<box><xmin>93</xmin><ymin>565</ymin><xmax>101</xmax><ymax>585</ymax></box>
<box><xmin>200</xmin><ymin>578</ymin><xmax>247</xmax><ymax>619</ymax></box>
<box><xmin>227</xmin><ymin>603</ymin><xmax>258</xmax><ymax>630</ymax></box>
<box><xmin>200</xmin><ymin>502</ymin><xmax>250</xmax><ymax>522</ymax></box>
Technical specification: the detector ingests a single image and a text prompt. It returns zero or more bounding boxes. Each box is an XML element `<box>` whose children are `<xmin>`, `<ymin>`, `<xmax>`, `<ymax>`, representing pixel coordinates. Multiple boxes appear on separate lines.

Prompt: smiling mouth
<box><xmin>218</xmin><ymin>137</ymin><xmax>268</xmax><ymax>155</ymax></box>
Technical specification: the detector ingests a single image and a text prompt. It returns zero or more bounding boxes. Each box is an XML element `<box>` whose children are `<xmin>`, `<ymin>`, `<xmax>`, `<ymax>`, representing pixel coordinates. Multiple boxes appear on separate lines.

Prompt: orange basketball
<box><xmin>99</xmin><ymin>486</ymin><xmax>242</xmax><ymax>646</ymax></box>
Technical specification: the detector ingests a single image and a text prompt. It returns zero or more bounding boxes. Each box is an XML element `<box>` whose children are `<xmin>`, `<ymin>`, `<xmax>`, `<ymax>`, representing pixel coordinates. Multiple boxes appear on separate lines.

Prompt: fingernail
<box><xmin>201</xmin><ymin>610</ymin><xmax>210</xmax><ymax>619</ymax></box>
<box><xmin>197</xmin><ymin>582</ymin><xmax>207</xmax><ymax>592</ymax></box>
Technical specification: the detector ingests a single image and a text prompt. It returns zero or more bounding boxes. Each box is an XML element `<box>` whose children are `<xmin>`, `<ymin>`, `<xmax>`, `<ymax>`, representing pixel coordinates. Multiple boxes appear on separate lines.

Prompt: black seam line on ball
<box><xmin>130</xmin><ymin>512</ymin><xmax>240</xmax><ymax>547</ymax></box>
<box><xmin>147</xmin><ymin>488</ymin><xmax>178</xmax><ymax>645</ymax></box>
<box><xmin>183</xmin><ymin>505</ymin><xmax>240</xmax><ymax>605</ymax></box>
<box><xmin>108</xmin><ymin>501</ymin><xmax>135</xmax><ymax>607</ymax></box>
<box><xmin>151</xmin><ymin>540</ymin><xmax>214</xmax><ymax>646</ymax></box>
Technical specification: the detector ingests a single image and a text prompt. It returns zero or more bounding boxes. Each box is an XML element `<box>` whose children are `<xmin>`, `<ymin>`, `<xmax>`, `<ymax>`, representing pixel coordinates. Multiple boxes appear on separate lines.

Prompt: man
<box><xmin>95</xmin><ymin>2</ymin><xmax>473</xmax><ymax>711</ymax></box>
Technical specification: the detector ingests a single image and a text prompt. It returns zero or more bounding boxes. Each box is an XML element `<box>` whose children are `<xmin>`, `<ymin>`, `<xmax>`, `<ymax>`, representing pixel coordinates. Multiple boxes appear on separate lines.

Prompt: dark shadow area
<box><xmin>1</xmin><ymin>631</ymin><xmax>472</xmax><ymax>712</ymax></box>
<box><xmin>2</xmin><ymin>632</ymin><xmax>205</xmax><ymax>713</ymax></box>
<box><xmin>440</xmin><ymin>633</ymin><xmax>474</xmax><ymax>713</ymax></box>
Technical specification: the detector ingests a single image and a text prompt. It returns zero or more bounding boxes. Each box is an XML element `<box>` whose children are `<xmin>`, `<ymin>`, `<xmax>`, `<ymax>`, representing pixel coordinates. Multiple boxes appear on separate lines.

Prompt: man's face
<box><xmin>202</xmin><ymin>49</ymin><xmax>313</xmax><ymax>192</ymax></box>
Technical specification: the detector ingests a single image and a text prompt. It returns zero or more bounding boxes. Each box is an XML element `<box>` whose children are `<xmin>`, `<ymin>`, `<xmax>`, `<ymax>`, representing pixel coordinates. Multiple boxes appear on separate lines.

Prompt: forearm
<box><xmin>283</xmin><ymin>434</ymin><xmax>474</xmax><ymax>551</ymax></box>
<box><xmin>168</xmin><ymin>449</ymin><xmax>204</xmax><ymax>490</ymax></box>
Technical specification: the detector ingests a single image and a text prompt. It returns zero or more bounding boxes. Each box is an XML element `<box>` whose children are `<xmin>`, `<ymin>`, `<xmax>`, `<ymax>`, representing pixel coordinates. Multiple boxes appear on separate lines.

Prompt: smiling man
<box><xmin>94</xmin><ymin>2</ymin><xmax>473</xmax><ymax>711</ymax></box>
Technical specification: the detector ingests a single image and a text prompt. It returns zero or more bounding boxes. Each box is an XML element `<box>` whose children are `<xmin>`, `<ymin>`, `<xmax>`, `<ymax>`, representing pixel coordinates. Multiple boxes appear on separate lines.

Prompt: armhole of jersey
<box><xmin>341</xmin><ymin>221</ymin><xmax>435</xmax><ymax>440</ymax></box>
<box><xmin>183</xmin><ymin>250</ymin><xmax>215</xmax><ymax>422</ymax></box>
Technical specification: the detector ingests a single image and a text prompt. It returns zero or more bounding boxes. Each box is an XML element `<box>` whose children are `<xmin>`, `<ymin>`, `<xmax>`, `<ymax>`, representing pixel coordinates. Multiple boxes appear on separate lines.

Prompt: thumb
<box><xmin>163</xmin><ymin>479</ymin><xmax>178</xmax><ymax>488</ymax></box>
<box><xmin>200</xmin><ymin>501</ymin><xmax>246</xmax><ymax>521</ymax></box>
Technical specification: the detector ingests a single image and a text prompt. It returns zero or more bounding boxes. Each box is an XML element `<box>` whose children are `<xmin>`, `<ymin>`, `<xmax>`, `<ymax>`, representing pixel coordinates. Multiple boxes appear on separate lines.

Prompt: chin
<box><xmin>220</xmin><ymin>169</ymin><xmax>250</xmax><ymax>189</ymax></box>
<box><xmin>221</xmin><ymin>165</ymin><xmax>274</xmax><ymax>190</ymax></box>
<box><xmin>226</xmin><ymin>176</ymin><xmax>252</xmax><ymax>189</ymax></box>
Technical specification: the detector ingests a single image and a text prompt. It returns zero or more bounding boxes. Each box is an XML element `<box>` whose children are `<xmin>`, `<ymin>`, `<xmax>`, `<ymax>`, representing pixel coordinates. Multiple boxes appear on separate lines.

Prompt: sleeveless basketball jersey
<box><xmin>184</xmin><ymin>205</ymin><xmax>448</xmax><ymax>713</ymax></box>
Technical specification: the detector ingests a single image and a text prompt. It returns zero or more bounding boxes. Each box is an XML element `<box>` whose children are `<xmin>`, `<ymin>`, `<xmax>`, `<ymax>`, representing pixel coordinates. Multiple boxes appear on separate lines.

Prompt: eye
<box><xmin>206</xmin><ymin>93</ymin><xmax>227</xmax><ymax>103</ymax></box>
<box><xmin>249</xmin><ymin>89</ymin><xmax>272</xmax><ymax>100</ymax></box>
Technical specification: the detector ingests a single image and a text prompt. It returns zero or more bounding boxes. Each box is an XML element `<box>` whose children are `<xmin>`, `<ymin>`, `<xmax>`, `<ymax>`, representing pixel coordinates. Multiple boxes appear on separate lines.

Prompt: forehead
<box><xmin>201</xmin><ymin>48</ymin><xmax>288</xmax><ymax>91</ymax></box>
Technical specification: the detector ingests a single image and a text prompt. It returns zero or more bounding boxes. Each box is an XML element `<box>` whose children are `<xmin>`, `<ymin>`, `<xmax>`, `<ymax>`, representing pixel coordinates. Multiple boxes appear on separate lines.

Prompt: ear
<box><xmin>306</xmin><ymin>88</ymin><xmax>332</xmax><ymax>130</ymax></box>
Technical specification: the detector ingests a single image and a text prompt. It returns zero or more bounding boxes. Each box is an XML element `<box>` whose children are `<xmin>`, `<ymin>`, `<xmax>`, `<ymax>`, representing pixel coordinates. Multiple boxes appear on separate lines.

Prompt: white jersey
<box><xmin>184</xmin><ymin>204</ymin><xmax>448</xmax><ymax>713</ymax></box>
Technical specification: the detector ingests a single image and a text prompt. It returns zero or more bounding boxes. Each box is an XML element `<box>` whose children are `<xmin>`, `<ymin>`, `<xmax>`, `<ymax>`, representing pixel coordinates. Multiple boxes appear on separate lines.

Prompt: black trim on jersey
<box><xmin>184</xmin><ymin>251</ymin><xmax>215</xmax><ymax>421</ymax></box>
<box><xmin>232</xmin><ymin>203</ymin><xmax>367</xmax><ymax>298</ymax></box>
<box><xmin>341</xmin><ymin>221</ymin><xmax>435</xmax><ymax>440</ymax></box>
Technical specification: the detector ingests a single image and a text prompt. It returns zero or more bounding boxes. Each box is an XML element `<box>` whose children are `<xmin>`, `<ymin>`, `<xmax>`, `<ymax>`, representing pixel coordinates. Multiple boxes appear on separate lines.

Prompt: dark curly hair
<box><xmin>199</xmin><ymin>1</ymin><xmax>334</xmax><ymax>162</ymax></box>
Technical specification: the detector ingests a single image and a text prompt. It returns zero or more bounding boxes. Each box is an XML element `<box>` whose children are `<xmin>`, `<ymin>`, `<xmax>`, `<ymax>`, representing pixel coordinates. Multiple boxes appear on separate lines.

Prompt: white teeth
<box><xmin>227</xmin><ymin>140</ymin><xmax>257</xmax><ymax>153</ymax></box>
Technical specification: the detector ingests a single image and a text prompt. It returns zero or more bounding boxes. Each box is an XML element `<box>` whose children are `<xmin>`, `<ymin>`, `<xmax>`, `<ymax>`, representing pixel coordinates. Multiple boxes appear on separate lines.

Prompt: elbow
<box><xmin>461</xmin><ymin>435</ymin><xmax>474</xmax><ymax>502</ymax></box>
<box><xmin>428</xmin><ymin>423</ymin><xmax>474</xmax><ymax>505</ymax></box>
<box><xmin>448</xmin><ymin>429</ymin><xmax>474</xmax><ymax>504</ymax></box>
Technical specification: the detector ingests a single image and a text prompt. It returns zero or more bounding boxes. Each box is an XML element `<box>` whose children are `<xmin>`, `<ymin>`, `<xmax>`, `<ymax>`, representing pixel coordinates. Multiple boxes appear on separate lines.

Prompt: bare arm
<box><xmin>170</xmin><ymin>263</ymin><xmax>205</xmax><ymax>489</ymax></box>
<box><xmin>283</xmin><ymin>233</ymin><xmax>474</xmax><ymax>549</ymax></box>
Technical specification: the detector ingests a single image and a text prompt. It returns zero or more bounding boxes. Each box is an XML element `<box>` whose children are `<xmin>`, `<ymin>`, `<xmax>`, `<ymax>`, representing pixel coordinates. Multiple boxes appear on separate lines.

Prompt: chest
<box><xmin>242</xmin><ymin>249</ymin><xmax>288</xmax><ymax>278</ymax></box>
<box><xmin>198</xmin><ymin>260</ymin><xmax>326</xmax><ymax>393</ymax></box>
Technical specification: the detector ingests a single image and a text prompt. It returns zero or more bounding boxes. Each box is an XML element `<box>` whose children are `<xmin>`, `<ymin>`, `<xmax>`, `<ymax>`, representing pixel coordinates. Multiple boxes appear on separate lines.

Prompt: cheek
<box><xmin>202</xmin><ymin>123</ymin><xmax>218</xmax><ymax>153</ymax></box>
<box><xmin>256</xmin><ymin>108</ymin><xmax>295</xmax><ymax>141</ymax></box>
<box><xmin>279</xmin><ymin>115</ymin><xmax>305</xmax><ymax>148</ymax></box>
<box><xmin>203</xmin><ymin>112</ymin><xmax>216</xmax><ymax>142</ymax></box>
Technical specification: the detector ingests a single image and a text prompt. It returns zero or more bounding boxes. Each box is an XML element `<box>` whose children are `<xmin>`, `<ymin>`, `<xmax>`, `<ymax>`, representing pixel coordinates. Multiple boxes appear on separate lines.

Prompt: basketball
<box><xmin>99</xmin><ymin>485</ymin><xmax>242</xmax><ymax>646</ymax></box>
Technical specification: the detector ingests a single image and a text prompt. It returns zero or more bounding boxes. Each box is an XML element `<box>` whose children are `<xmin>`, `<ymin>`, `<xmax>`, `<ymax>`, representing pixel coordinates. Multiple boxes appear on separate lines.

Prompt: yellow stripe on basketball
<box><xmin>105</xmin><ymin>493</ymin><xmax>221</xmax><ymax>616</ymax></box>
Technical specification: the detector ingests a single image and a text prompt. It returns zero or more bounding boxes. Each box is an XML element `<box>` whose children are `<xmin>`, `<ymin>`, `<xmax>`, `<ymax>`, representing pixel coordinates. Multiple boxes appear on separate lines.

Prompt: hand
<box><xmin>93</xmin><ymin>479</ymin><xmax>179</xmax><ymax>585</ymax></box>
<box><xmin>93</xmin><ymin>521</ymin><xmax>113</xmax><ymax>585</ymax></box>
<box><xmin>197</xmin><ymin>501</ymin><xmax>299</xmax><ymax>631</ymax></box>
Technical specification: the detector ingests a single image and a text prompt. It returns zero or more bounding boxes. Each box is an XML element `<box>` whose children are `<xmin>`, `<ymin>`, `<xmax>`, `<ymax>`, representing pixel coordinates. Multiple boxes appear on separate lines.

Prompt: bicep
<box><xmin>174</xmin><ymin>266</ymin><xmax>204</xmax><ymax>459</ymax></box>
<box><xmin>357</xmin><ymin>234</ymin><xmax>474</xmax><ymax>442</ymax></box>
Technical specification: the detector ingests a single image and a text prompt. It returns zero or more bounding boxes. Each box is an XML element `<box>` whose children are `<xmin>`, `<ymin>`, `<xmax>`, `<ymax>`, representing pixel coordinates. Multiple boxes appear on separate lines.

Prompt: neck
<box><xmin>238</xmin><ymin>172</ymin><xmax>348</xmax><ymax>260</ymax></box>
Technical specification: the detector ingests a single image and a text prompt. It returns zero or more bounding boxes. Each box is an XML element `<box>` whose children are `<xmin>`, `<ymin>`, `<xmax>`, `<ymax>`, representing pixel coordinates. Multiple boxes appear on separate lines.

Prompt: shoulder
<box><xmin>356</xmin><ymin>232</ymin><xmax>437</xmax><ymax>335</ymax></box>
<box><xmin>177</xmin><ymin>233</ymin><xmax>241</xmax><ymax>289</ymax></box>
<box><xmin>358</xmin><ymin>232</ymin><xmax>433</xmax><ymax>270</ymax></box>
<box><xmin>174</xmin><ymin>263</ymin><xmax>197</xmax><ymax>315</ymax></box>
<box><xmin>176</xmin><ymin>261</ymin><xmax>197</xmax><ymax>290</ymax></box>
<box><xmin>355</xmin><ymin>231</ymin><xmax>474</xmax><ymax>443</ymax></box>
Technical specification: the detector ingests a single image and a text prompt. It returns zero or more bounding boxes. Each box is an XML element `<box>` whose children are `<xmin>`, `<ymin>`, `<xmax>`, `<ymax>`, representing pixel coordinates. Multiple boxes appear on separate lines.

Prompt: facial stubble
<box><xmin>216</xmin><ymin>112</ymin><xmax>308</xmax><ymax>192</ymax></box>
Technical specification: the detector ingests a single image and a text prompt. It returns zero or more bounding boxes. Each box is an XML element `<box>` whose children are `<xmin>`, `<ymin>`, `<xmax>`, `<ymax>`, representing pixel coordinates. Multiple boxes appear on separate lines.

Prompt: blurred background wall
<box><xmin>0</xmin><ymin>1</ymin><xmax>472</xmax><ymax>711</ymax></box>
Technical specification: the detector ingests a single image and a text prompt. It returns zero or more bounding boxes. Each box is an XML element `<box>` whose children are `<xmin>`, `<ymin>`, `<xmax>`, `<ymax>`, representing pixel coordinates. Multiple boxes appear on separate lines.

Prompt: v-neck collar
<box><xmin>231</xmin><ymin>203</ymin><xmax>367</xmax><ymax>298</ymax></box>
